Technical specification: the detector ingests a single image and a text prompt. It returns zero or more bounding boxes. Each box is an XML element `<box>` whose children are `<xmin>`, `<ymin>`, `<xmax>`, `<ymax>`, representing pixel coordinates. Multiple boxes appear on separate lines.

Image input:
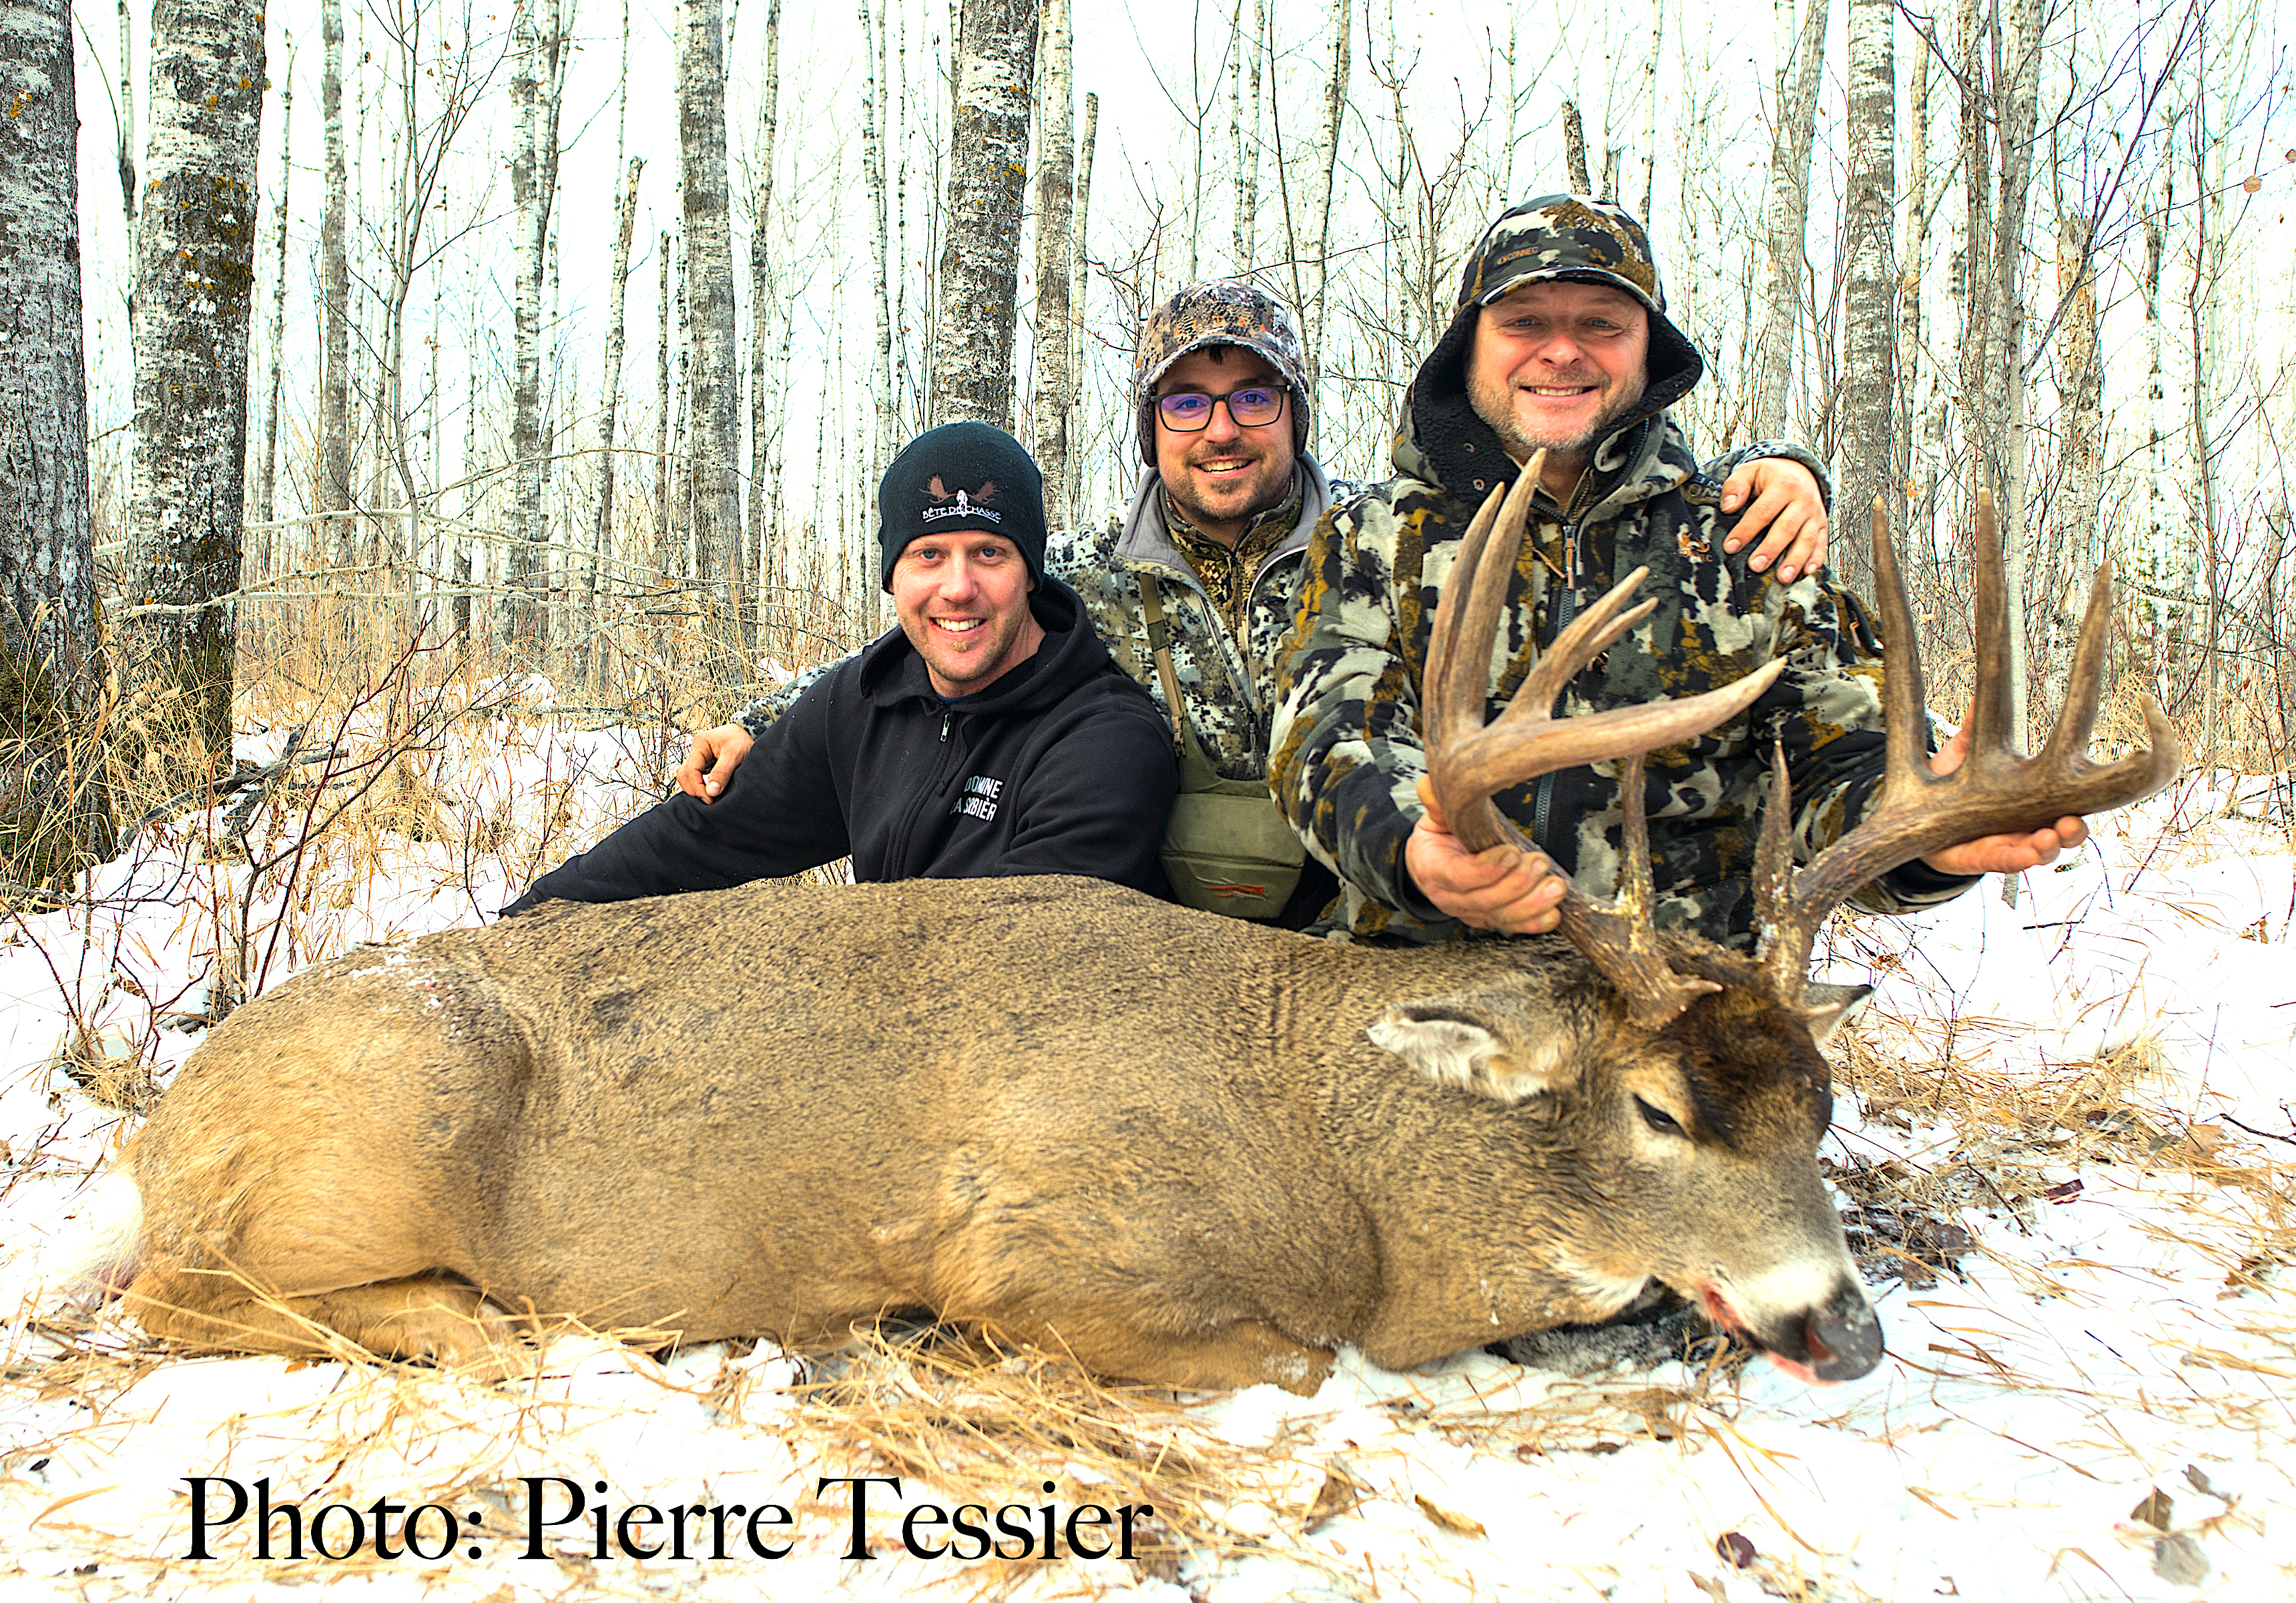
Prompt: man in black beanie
<box><xmin>504</xmin><ymin>423</ymin><xmax>1175</xmax><ymax>912</ymax></box>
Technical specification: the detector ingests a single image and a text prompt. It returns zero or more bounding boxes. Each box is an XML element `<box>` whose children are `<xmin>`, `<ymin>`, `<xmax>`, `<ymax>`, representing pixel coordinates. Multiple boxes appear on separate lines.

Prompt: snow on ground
<box><xmin>1</xmin><ymin>717</ymin><xmax>2289</xmax><ymax>1602</ymax></box>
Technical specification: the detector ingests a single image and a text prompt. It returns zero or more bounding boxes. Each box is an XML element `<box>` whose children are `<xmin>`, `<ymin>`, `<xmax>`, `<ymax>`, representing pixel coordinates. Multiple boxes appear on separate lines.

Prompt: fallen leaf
<box><xmin>1716</xmin><ymin>1530</ymin><xmax>1758</xmax><ymax>1568</ymax></box>
<box><xmin>2041</xmin><ymin>1178</ymin><xmax>2084</xmax><ymax>1202</ymax></box>
<box><xmin>2130</xmin><ymin>1487</ymin><xmax>2173</xmax><ymax>1530</ymax></box>
<box><xmin>2184</xmin><ymin>1464</ymin><xmax>2217</xmax><ymax>1498</ymax></box>
<box><xmin>1414</xmin><ymin>1495</ymin><xmax>1485</xmax><ymax>1539</ymax></box>
<box><xmin>1305</xmin><ymin>1465</ymin><xmax>1366</xmax><ymax>1532</ymax></box>
<box><xmin>2155</xmin><ymin>1532</ymin><xmax>2210</xmax><ymax>1586</ymax></box>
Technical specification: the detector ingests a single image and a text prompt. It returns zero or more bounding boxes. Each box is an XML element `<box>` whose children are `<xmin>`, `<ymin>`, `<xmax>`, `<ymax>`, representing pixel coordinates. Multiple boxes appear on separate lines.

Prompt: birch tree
<box><xmin>859</xmin><ymin>0</ymin><xmax>894</xmax><ymax>477</ymax></box>
<box><xmin>1307</xmin><ymin>0</ymin><xmax>1349</xmax><ymax>378</ymax></box>
<box><xmin>679</xmin><ymin>0</ymin><xmax>742</xmax><ymax>634</ymax></box>
<box><xmin>320</xmin><ymin>0</ymin><xmax>350</xmax><ymax>541</ymax></box>
<box><xmin>1227</xmin><ymin>0</ymin><xmax>1262</xmax><ymax>272</ymax></box>
<box><xmin>508</xmin><ymin>0</ymin><xmax>550</xmax><ymax>642</ymax></box>
<box><xmin>1958</xmin><ymin>0</ymin><xmax>2040</xmax><ymax>743</ymax></box>
<box><xmin>256</xmin><ymin>36</ymin><xmax>291</xmax><ymax>540</ymax></box>
<box><xmin>930</xmin><ymin>0</ymin><xmax>1039</xmax><ymax>429</ymax></box>
<box><xmin>745</xmin><ymin>0</ymin><xmax>784</xmax><ymax>627</ymax></box>
<box><xmin>1029</xmin><ymin>0</ymin><xmax>1077</xmax><ymax>531</ymax></box>
<box><xmin>125</xmin><ymin>0</ymin><xmax>268</xmax><ymax>772</ymax></box>
<box><xmin>1834</xmin><ymin>0</ymin><xmax>1893</xmax><ymax>593</ymax></box>
<box><xmin>1751</xmin><ymin>0</ymin><xmax>1828</xmax><ymax>438</ymax></box>
<box><xmin>1</xmin><ymin>0</ymin><xmax>115</xmax><ymax>879</ymax></box>
<box><xmin>587</xmin><ymin>0</ymin><xmax>639</xmax><ymax>681</ymax></box>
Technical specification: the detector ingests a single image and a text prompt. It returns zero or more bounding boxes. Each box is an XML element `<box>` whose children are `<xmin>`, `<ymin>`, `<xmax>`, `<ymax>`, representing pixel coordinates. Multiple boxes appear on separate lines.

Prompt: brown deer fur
<box><xmin>117</xmin><ymin>873</ymin><xmax>1879</xmax><ymax>1393</ymax></box>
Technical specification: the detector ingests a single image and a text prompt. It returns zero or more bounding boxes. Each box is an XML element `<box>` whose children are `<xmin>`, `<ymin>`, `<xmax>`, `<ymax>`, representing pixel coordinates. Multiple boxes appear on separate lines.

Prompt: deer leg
<box><xmin>990</xmin><ymin>1311</ymin><xmax>1337</xmax><ymax>1396</ymax></box>
<box><xmin>126</xmin><ymin>1267</ymin><xmax>529</xmax><ymax>1374</ymax></box>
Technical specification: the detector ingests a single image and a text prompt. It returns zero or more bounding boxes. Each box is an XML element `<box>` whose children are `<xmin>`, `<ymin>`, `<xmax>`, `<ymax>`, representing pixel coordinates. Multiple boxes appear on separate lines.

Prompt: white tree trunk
<box><xmin>508</xmin><ymin>0</ymin><xmax>545</xmax><ymax>640</ymax></box>
<box><xmin>1894</xmin><ymin>42</ymin><xmax>1930</xmax><ymax>571</ymax></box>
<box><xmin>1751</xmin><ymin>0</ymin><xmax>1829</xmax><ymax>439</ymax></box>
<box><xmin>1990</xmin><ymin>0</ymin><xmax>2038</xmax><ymax>748</ymax></box>
<box><xmin>320</xmin><ymin>0</ymin><xmax>350</xmax><ymax>536</ymax></box>
<box><xmin>0</xmin><ymin>0</ymin><xmax>115</xmax><ymax>875</ymax></box>
<box><xmin>1639</xmin><ymin>0</ymin><xmax>1664</xmax><ymax>216</ymax></box>
<box><xmin>591</xmin><ymin>156</ymin><xmax>643</xmax><ymax>660</ymax></box>
<box><xmin>746</xmin><ymin>0</ymin><xmax>784</xmax><ymax>637</ymax></box>
<box><xmin>2139</xmin><ymin>145</ymin><xmax>2170</xmax><ymax>689</ymax></box>
<box><xmin>1306</xmin><ymin>0</ymin><xmax>1350</xmax><ymax>391</ymax></box>
<box><xmin>256</xmin><ymin>39</ymin><xmax>290</xmax><ymax>540</ymax></box>
<box><xmin>1071</xmin><ymin>89</ymin><xmax>1097</xmax><ymax>523</ymax></box>
<box><xmin>930</xmin><ymin>0</ymin><xmax>1039</xmax><ymax>429</ymax></box>
<box><xmin>1835</xmin><ymin>0</ymin><xmax>1893</xmax><ymax>596</ymax></box>
<box><xmin>859</xmin><ymin>0</ymin><xmax>894</xmax><ymax>477</ymax></box>
<box><xmin>1029</xmin><ymin>0</ymin><xmax>1075</xmax><ymax>531</ymax></box>
<box><xmin>679</xmin><ymin>0</ymin><xmax>742</xmax><ymax>636</ymax></box>
<box><xmin>126</xmin><ymin>0</ymin><xmax>267</xmax><ymax>770</ymax></box>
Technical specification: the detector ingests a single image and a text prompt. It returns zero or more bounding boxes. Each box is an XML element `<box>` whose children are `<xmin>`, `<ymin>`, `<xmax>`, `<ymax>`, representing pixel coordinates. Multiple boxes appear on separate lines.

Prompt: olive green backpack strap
<box><xmin>1135</xmin><ymin>574</ymin><xmax>1213</xmax><ymax>782</ymax></box>
<box><xmin>1136</xmin><ymin>574</ymin><xmax>1306</xmax><ymax>920</ymax></box>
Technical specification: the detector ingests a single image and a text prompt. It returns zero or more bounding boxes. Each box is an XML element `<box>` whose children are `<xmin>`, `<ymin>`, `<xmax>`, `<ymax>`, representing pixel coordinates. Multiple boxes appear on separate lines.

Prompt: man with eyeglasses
<box><xmin>677</xmin><ymin>280</ymin><xmax>1827</xmax><ymax>927</ymax></box>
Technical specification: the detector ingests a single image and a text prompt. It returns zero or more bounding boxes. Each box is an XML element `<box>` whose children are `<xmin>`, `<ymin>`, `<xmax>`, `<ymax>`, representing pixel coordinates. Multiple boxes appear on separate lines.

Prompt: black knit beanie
<box><xmin>877</xmin><ymin>423</ymin><xmax>1047</xmax><ymax>590</ymax></box>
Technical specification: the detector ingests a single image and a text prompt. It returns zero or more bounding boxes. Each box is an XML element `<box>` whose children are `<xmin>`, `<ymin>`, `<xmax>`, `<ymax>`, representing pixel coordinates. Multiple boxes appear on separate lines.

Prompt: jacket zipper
<box><xmin>884</xmin><ymin>709</ymin><xmax>964</xmax><ymax>873</ymax></box>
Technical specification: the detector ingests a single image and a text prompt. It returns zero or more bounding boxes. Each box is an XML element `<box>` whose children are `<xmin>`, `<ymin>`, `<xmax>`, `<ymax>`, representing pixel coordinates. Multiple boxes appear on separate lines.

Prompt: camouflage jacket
<box><xmin>740</xmin><ymin>462</ymin><xmax>1334</xmax><ymax>781</ymax></box>
<box><xmin>1059</xmin><ymin>461</ymin><xmax>1332</xmax><ymax>779</ymax></box>
<box><xmin>1269</xmin><ymin>339</ymin><xmax>1977</xmax><ymax>946</ymax></box>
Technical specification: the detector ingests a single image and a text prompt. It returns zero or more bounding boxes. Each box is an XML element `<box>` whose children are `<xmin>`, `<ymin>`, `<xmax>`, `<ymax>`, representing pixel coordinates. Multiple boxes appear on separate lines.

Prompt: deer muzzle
<box><xmin>1803</xmin><ymin>1286</ymin><xmax>1885</xmax><ymax>1381</ymax></box>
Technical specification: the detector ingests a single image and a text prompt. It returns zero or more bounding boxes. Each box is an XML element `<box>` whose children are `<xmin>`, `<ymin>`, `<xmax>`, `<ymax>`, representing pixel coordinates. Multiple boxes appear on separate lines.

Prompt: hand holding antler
<box><xmin>1913</xmin><ymin>726</ymin><xmax>2089</xmax><ymax>876</ymax></box>
<box><xmin>1408</xmin><ymin>775</ymin><xmax>1568</xmax><ymax>934</ymax></box>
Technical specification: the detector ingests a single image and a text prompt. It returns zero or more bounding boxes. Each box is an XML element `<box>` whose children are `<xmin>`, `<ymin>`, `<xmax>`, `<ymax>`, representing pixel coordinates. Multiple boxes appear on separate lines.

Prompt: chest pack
<box><xmin>1134</xmin><ymin>575</ymin><xmax>1308</xmax><ymax>920</ymax></box>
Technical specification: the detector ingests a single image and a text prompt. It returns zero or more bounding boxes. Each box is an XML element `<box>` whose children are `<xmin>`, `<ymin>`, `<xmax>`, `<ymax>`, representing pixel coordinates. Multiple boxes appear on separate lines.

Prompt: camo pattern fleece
<box><xmin>736</xmin><ymin>459</ymin><xmax>1332</xmax><ymax>780</ymax></box>
<box><xmin>1059</xmin><ymin>461</ymin><xmax>1331</xmax><ymax>778</ymax></box>
<box><xmin>1267</xmin><ymin>196</ymin><xmax>1977</xmax><ymax>946</ymax></box>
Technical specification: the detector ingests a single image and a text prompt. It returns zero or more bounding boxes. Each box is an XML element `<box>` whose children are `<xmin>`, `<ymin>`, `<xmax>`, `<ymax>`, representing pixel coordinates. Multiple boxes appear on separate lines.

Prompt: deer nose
<box><xmin>1804</xmin><ymin>1291</ymin><xmax>1884</xmax><ymax>1381</ymax></box>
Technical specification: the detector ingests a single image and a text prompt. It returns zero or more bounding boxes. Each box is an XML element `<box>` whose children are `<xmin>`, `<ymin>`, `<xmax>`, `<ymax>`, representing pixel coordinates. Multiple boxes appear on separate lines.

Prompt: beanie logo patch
<box><xmin>920</xmin><ymin>475</ymin><xmax>1004</xmax><ymax>525</ymax></box>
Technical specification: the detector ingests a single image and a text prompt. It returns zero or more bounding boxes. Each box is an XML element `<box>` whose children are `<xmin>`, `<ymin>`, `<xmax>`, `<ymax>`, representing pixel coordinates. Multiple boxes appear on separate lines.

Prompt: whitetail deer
<box><xmin>98</xmin><ymin>470</ymin><xmax>2180</xmax><ymax>1393</ymax></box>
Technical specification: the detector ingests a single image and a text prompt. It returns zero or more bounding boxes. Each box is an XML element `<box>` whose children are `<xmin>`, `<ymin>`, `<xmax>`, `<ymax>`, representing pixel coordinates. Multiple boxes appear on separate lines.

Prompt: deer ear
<box><xmin>1799</xmin><ymin>983</ymin><xmax>1874</xmax><ymax>1048</ymax></box>
<box><xmin>1368</xmin><ymin>1001</ymin><xmax>1574</xmax><ymax>1105</ymax></box>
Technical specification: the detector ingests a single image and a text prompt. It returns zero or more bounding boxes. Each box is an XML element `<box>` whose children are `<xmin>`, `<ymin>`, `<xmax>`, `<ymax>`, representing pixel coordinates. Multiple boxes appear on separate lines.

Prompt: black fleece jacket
<box><xmin>506</xmin><ymin>578</ymin><xmax>1176</xmax><ymax>911</ymax></box>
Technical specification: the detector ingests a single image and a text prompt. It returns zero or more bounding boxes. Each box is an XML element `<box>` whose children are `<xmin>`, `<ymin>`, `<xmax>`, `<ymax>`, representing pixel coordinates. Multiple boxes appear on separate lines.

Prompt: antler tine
<box><xmin>2037</xmin><ymin>560</ymin><xmax>2114</xmax><ymax>768</ymax></box>
<box><xmin>1756</xmin><ymin>488</ymin><xmax>2188</xmax><ymax>1001</ymax></box>
<box><xmin>1964</xmin><ymin>491</ymin><xmax>2015</xmax><ymax>756</ymax></box>
<box><xmin>1422</xmin><ymin>464</ymin><xmax>1789</xmax><ymax>1029</ymax></box>
<box><xmin>1868</xmin><ymin>497</ymin><xmax>1932</xmax><ymax>781</ymax></box>
<box><xmin>1751</xmin><ymin>740</ymin><xmax>1795</xmax><ymax>948</ymax></box>
<box><xmin>1500</xmin><ymin>563</ymin><xmax>1662</xmax><ymax>730</ymax></box>
<box><xmin>1425</xmin><ymin>455</ymin><xmax>1544</xmax><ymax>760</ymax></box>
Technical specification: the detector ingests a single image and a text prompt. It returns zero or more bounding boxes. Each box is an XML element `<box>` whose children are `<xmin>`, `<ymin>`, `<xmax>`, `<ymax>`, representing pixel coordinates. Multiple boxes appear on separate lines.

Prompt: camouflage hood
<box><xmin>1133</xmin><ymin>280</ymin><xmax>1314</xmax><ymax>465</ymax></box>
<box><xmin>1394</xmin><ymin>195</ymin><xmax>1705</xmax><ymax>499</ymax></box>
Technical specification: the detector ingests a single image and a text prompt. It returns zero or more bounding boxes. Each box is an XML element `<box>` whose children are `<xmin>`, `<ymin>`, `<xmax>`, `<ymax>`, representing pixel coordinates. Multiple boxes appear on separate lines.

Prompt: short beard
<box><xmin>1164</xmin><ymin>458</ymin><xmax>1295</xmax><ymax>531</ymax></box>
<box><xmin>1468</xmin><ymin>368</ymin><xmax>1648</xmax><ymax>467</ymax></box>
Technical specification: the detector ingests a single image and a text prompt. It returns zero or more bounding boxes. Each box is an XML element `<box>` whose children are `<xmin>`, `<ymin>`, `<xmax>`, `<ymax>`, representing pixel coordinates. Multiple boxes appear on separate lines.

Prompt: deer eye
<box><xmin>1635</xmin><ymin>1097</ymin><xmax>1686</xmax><ymax>1137</ymax></box>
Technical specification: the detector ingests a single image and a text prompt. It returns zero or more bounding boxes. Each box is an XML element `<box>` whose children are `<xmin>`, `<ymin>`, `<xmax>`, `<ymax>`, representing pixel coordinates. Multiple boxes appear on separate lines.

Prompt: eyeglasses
<box><xmin>1155</xmin><ymin>385</ymin><xmax>1287</xmax><ymax>431</ymax></box>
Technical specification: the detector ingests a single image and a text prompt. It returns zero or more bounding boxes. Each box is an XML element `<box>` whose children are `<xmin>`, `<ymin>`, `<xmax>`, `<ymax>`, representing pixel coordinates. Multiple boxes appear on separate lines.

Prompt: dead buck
<box><xmin>98</xmin><ymin>471</ymin><xmax>2181</xmax><ymax>1393</ymax></box>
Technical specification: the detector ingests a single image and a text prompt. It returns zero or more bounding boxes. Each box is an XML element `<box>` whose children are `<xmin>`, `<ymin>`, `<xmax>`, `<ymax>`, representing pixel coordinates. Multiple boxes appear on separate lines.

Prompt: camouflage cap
<box><xmin>1454</xmin><ymin>194</ymin><xmax>1667</xmax><ymax>316</ymax></box>
<box><xmin>1133</xmin><ymin>280</ymin><xmax>1312</xmax><ymax>464</ymax></box>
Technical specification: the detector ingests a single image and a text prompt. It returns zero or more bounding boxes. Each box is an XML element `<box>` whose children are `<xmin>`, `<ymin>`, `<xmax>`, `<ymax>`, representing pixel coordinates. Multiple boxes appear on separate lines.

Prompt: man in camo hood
<box><xmin>1269</xmin><ymin>194</ymin><xmax>2086</xmax><ymax>945</ymax></box>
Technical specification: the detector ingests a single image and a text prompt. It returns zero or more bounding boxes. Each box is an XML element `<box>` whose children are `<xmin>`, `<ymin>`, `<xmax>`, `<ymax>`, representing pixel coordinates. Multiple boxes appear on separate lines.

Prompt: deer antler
<box><xmin>1425</xmin><ymin>461</ymin><xmax>1787</xmax><ymax>1029</ymax></box>
<box><xmin>1751</xmin><ymin>493</ymin><xmax>2187</xmax><ymax>1004</ymax></box>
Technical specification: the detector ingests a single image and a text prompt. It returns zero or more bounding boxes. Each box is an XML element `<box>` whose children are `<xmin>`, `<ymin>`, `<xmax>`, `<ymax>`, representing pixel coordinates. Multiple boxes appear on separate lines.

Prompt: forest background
<box><xmin>1</xmin><ymin>0</ymin><xmax>2291</xmax><ymax>889</ymax></box>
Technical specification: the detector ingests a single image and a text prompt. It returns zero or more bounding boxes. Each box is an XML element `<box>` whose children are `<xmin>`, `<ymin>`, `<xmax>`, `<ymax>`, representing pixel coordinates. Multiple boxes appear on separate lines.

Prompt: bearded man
<box><xmin>1270</xmin><ymin>194</ymin><xmax>2087</xmax><ymax>945</ymax></box>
